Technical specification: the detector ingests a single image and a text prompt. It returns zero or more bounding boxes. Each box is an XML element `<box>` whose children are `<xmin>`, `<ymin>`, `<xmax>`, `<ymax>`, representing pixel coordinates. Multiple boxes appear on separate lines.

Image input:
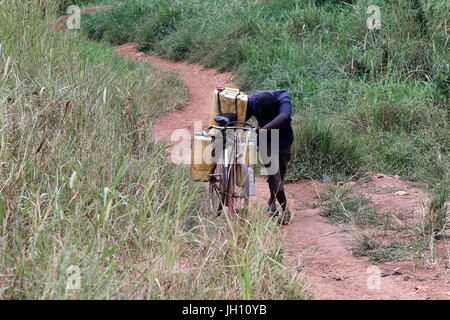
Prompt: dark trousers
<box><xmin>263</xmin><ymin>144</ymin><xmax>292</xmax><ymax>206</ymax></box>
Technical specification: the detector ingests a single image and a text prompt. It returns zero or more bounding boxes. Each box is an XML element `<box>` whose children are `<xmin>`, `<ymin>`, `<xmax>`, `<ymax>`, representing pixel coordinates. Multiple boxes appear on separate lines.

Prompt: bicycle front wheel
<box><xmin>209</xmin><ymin>163</ymin><xmax>226</xmax><ymax>216</ymax></box>
<box><xmin>230</xmin><ymin>163</ymin><xmax>250</xmax><ymax>216</ymax></box>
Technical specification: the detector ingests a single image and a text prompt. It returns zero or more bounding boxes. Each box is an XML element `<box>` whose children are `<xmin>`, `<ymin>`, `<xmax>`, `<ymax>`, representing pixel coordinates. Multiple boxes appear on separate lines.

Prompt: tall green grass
<box><xmin>57</xmin><ymin>0</ymin><xmax>115</xmax><ymax>13</ymax></box>
<box><xmin>81</xmin><ymin>0</ymin><xmax>449</xmax><ymax>184</ymax></box>
<box><xmin>287</xmin><ymin>117</ymin><xmax>361</xmax><ymax>180</ymax></box>
<box><xmin>0</xmin><ymin>1</ymin><xmax>310</xmax><ymax>299</ymax></box>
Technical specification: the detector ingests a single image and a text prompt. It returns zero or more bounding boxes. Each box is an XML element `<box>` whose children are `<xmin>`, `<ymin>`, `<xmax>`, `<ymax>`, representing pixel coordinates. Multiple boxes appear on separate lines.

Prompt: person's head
<box><xmin>256</xmin><ymin>91</ymin><xmax>278</xmax><ymax>119</ymax></box>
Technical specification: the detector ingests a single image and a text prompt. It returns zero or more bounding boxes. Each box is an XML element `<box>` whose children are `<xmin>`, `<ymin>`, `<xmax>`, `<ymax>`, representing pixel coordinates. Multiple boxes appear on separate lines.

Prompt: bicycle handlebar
<box><xmin>206</xmin><ymin>121</ymin><xmax>257</xmax><ymax>132</ymax></box>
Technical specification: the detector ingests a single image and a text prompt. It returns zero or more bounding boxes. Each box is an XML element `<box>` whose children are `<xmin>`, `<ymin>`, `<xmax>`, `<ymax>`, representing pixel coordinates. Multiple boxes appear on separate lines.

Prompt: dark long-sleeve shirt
<box><xmin>246</xmin><ymin>90</ymin><xmax>294</xmax><ymax>150</ymax></box>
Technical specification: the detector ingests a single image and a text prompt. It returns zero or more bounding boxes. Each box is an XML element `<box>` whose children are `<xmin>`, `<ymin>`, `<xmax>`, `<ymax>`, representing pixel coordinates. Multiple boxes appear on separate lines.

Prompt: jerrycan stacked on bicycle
<box><xmin>191</xmin><ymin>86</ymin><xmax>257</xmax><ymax>185</ymax></box>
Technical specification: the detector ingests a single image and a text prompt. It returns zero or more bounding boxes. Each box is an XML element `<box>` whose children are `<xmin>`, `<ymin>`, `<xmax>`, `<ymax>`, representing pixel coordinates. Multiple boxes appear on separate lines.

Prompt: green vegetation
<box><xmin>423</xmin><ymin>186</ymin><xmax>449</xmax><ymax>238</ymax></box>
<box><xmin>352</xmin><ymin>235</ymin><xmax>418</xmax><ymax>263</ymax></box>
<box><xmin>320</xmin><ymin>183</ymin><xmax>382</xmax><ymax>226</ymax></box>
<box><xmin>56</xmin><ymin>0</ymin><xmax>114</xmax><ymax>12</ymax></box>
<box><xmin>0</xmin><ymin>1</ymin><xmax>310</xmax><ymax>299</ymax></box>
<box><xmin>288</xmin><ymin>118</ymin><xmax>362</xmax><ymax>180</ymax></box>
<box><xmin>79</xmin><ymin>0</ymin><xmax>449</xmax><ymax>184</ymax></box>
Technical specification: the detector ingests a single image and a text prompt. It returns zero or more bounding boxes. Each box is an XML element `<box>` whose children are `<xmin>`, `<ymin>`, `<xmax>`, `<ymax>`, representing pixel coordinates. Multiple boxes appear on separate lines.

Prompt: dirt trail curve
<box><xmin>116</xmin><ymin>43</ymin><xmax>449</xmax><ymax>300</ymax></box>
<box><xmin>53</xmin><ymin>10</ymin><xmax>448</xmax><ymax>299</ymax></box>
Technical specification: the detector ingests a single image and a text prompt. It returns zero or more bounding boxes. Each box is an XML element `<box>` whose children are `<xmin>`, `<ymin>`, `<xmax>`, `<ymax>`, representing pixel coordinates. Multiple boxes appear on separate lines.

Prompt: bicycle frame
<box><xmin>207</xmin><ymin>122</ymin><xmax>256</xmax><ymax>211</ymax></box>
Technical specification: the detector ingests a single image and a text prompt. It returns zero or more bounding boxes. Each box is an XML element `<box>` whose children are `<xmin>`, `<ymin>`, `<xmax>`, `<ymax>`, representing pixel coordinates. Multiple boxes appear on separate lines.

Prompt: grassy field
<box><xmin>80</xmin><ymin>0</ymin><xmax>449</xmax><ymax>186</ymax></box>
<box><xmin>0</xmin><ymin>1</ymin><xmax>310</xmax><ymax>299</ymax></box>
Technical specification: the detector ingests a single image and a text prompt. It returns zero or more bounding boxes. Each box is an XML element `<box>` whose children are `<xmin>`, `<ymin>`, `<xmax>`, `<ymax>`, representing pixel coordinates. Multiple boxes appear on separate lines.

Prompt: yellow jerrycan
<box><xmin>191</xmin><ymin>86</ymin><xmax>249</xmax><ymax>182</ymax></box>
<box><xmin>191</xmin><ymin>131</ymin><xmax>214</xmax><ymax>182</ymax></box>
<box><xmin>209</xmin><ymin>87</ymin><xmax>248</xmax><ymax>127</ymax></box>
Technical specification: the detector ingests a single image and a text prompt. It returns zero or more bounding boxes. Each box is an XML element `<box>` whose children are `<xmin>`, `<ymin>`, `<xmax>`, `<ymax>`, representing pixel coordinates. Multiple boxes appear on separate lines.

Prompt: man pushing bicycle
<box><xmin>245</xmin><ymin>90</ymin><xmax>294</xmax><ymax>225</ymax></box>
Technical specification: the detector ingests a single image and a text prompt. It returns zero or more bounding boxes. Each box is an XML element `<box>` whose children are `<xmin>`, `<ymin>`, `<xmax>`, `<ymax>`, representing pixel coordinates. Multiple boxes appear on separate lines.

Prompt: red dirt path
<box><xmin>115</xmin><ymin>43</ymin><xmax>449</xmax><ymax>300</ymax></box>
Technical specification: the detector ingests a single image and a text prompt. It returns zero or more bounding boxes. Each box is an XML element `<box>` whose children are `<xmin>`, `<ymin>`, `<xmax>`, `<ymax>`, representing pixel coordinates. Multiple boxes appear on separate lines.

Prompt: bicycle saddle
<box><xmin>214</xmin><ymin>113</ymin><xmax>237</xmax><ymax>126</ymax></box>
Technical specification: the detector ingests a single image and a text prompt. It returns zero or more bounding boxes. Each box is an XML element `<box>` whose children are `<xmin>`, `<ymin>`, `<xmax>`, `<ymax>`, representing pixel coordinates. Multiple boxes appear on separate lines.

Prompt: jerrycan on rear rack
<box><xmin>209</xmin><ymin>87</ymin><xmax>248</xmax><ymax>128</ymax></box>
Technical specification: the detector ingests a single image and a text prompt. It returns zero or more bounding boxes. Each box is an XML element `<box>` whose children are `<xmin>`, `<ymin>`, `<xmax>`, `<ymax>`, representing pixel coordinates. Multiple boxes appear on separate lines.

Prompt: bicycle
<box><xmin>206</xmin><ymin>115</ymin><xmax>257</xmax><ymax>216</ymax></box>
